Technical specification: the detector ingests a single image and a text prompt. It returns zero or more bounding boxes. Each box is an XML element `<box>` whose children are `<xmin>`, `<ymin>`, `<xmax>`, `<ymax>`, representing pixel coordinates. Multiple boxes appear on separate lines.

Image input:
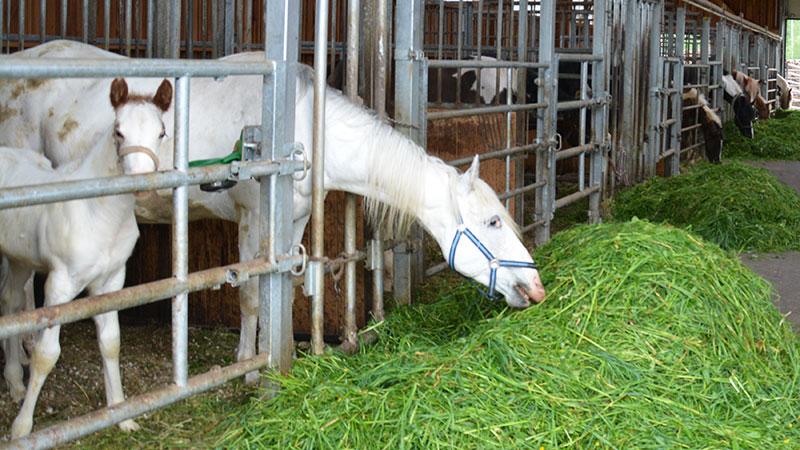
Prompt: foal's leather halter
<box><xmin>448</xmin><ymin>215</ymin><xmax>537</xmax><ymax>301</ymax></box>
<box><xmin>118</xmin><ymin>145</ymin><xmax>159</xmax><ymax>171</ymax></box>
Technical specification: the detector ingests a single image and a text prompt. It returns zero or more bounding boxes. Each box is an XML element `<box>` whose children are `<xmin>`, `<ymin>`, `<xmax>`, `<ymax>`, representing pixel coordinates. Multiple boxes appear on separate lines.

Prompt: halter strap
<box><xmin>448</xmin><ymin>215</ymin><xmax>537</xmax><ymax>302</ymax></box>
<box><xmin>118</xmin><ymin>145</ymin><xmax>159</xmax><ymax>171</ymax></box>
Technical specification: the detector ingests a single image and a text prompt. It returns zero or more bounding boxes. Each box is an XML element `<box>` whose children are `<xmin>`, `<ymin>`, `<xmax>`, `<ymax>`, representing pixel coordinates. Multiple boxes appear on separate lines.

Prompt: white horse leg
<box><xmin>88</xmin><ymin>269</ymin><xmax>139</xmax><ymax>433</ymax></box>
<box><xmin>21</xmin><ymin>271</ymin><xmax>36</xmax><ymax>363</ymax></box>
<box><xmin>1</xmin><ymin>262</ymin><xmax>30</xmax><ymax>402</ymax></box>
<box><xmin>236</xmin><ymin>207</ymin><xmax>260</xmax><ymax>384</ymax></box>
<box><xmin>10</xmin><ymin>270</ymin><xmax>78</xmax><ymax>439</ymax></box>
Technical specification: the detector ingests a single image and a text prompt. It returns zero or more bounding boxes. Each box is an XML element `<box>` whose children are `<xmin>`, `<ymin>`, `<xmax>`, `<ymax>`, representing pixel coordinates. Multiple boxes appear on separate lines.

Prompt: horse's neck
<box><xmin>322</xmin><ymin>99</ymin><xmax>456</xmax><ymax>242</ymax></box>
<box><xmin>69</xmin><ymin>132</ymin><xmax>118</xmax><ymax>179</ymax></box>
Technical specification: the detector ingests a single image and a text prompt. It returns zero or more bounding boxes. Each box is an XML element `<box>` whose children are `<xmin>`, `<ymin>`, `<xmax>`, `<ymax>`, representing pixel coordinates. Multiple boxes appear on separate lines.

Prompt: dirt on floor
<box><xmin>740</xmin><ymin>161</ymin><xmax>800</xmax><ymax>329</ymax></box>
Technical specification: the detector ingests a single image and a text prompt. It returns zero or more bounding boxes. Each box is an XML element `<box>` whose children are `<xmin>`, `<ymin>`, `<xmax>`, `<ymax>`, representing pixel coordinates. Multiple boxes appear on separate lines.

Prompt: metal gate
<box><xmin>0</xmin><ymin>1</ymin><xmax>307</xmax><ymax>447</ymax></box>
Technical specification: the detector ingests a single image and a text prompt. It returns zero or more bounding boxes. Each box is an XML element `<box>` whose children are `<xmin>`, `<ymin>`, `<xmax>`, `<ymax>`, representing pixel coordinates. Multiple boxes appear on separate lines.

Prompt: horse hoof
<box><xmin>118</xmin><ymin>419</ymin><xmax>140</xmax><ymax>432</ymax></box>
<box><xmin>10</xmin><ymin>385</ymin><xmax>25</xmax><ymax>403</ymax></box>
<box><xmin>200</xmin><ymin>179</ymin><xmax>237</xmax><ymax>192</ymax></box>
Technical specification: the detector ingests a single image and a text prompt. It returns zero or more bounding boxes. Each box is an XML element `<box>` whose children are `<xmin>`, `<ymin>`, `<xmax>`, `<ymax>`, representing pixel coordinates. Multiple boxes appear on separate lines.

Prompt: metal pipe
<box><xmin>172</xmin><ymin>75</ymin><xmax>190</xmax><ymax>388</ymax></box>
<box><xmin>146</xmin><ymin>0</ymin><xmax>153</xmax><ymax>58</ymax></box>
<box><xmin>0</xmin><ymin>57</ymin><xmax>273</xmax><ymax>78</ymax></box>
<box><xmin>554</xmin><ymin>184</ymin><xmax>600</xmax><ymax>210</ymax></box>
<box><xmin>427</xmin><ymin>59</ymin><xmax>546</xmax><ymax>69</ymax></box>
<box><xmin>18</xmin><ymin>0</ymin><xmax>23</xmax><ymax>50</ymax></box>
<box><xmin>426</xmin><ymin>101</ymin><xmax>546</xmax><ymax>120</ymax></box>
<box><xmin>39</xmin><ymin>0</ymin><xmax>45</xmax><ymax>44</ymax></box>
<box><xmin>83</xmin><ymin>0</ymin><xmax>89</xmax><ymax>43</ymax></box>
<box><xmin>446</xmin><ymin>141</ymin><xmax>545</xmax><ymax>167</ymax></box>
<box><xmin>0</xmin><ymin>258</ymin><xmax>287</xmax><ymax>340</ymax></box>
<box><xmin>104</xmin><ymin>0</ymin><xmax>110</xmax><ymax>50</ymax></box>
<box><xmin>0</xmin><ymin>159</ymin><xmax>300</xmax><ymax>210</ymax></box>
<box><xmin>125</xmin><ymin>0</ymin><xmax>133</xmax><ymax>56</ymax></box>
<box><xmin>341</xmin><ymin>0</ymin><xmax>361</xmax><ymax>353</ymax></box>
<box><xmin>311</xmin><ymin>0</ymin><xmax>330</xmax><ymax>356</ymax></box>
<box><xmin>9</xmin><ymin>353</ymin><xmax>272</xmax><ymax>449</ymax></box>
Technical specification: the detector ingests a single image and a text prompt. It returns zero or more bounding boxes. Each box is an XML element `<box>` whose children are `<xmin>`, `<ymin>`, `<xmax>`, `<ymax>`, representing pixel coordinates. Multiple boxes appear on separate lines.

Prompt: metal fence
<box><xmin>0</xmin><ymin>0</ymin><xmax>787</xmax><ymax>447</ymax></box>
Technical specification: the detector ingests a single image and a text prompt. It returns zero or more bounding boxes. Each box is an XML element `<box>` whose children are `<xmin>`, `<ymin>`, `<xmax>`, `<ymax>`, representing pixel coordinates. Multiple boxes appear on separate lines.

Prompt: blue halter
<box><xmin>448</xmin><ymin>215</ymin><xmax>538</xmax><ymax>301</ymax></box>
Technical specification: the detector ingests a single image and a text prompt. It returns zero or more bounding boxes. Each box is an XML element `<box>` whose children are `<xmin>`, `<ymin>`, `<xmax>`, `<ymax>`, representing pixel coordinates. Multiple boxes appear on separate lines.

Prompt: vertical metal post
<box><xmin>169</xmin><ymin>0</ymin><xmax>180</xmax><ymax>58</ymax></box>
<box><xmin>668</xmin><ymin>7</ymin><xmax>685</xmax><ymax>177</ymax></box>
<box><xmin>647</xmin><ymin>1</ymin><xmax>663</xmax><ymax>177</ymax></box>
<box><xmin>622</xmin><ymin>0</ymin><xmax>637</xmax><ymax>174</ymax></box>
<box><xmin>261</xmin><ymin>0</ymin><xmax>299</xmax><ymax>376</ymax></box>
<box><xmin>224</xmin><ymin>0</ymin><xmax>234</xmax><ymax>56</ymax></box>
<box><xmin>172</xmin><ymin>75</ymin><xmax>190</xmax><ymax>388</ymax></box>
<box><xmin>589</xmin><ymin>0</ymin><xmax>606</xmax><ymax>223</ymax></box>
<box><xmin>39</xmin><ymin>0</ymin><xmax>45</xmax><ymax>44</ymax></box>
<box><xmin>394</xmin><ymin>0</ymin><xmax>423</xmax><ymax>306</ymax></box>
<box><xmin>125</xmin><ymin>0</ymin><xmax>133</xmax><ymax>56</ymax></box>
<box><xmin>714</xmin><ymin>20</ymin><xmax>724</xmax><ymax>113</ymax></box>
<box><xmin>535</xmin><ymin>0</ymin><xmax>554</xmax><ymax>245</ymax></box>
<box><xmin>341</xmin><ymin>0</ymin><xmax>361</xmax><ymax>352</ymax></box>
<box><xmin>84</xmin><ymin>0</ymin><xmax>91</xmax><ymax>44</ymax></box>
<box><xmin>18</xmin><ymin>0</ymin><xmax>23</xmax><ymax>50</ymax></box>
<box><xmin>146</xmin><ymin>0</ymin><xmax>153</xmax><ymax>58</ymax></box>
<box><xmin>514</xmin><ymin>0</ymin><xmax>528</xmax><ymax>225</ymax></box>
<box><xmin>1</xmin><ymin>0</ymin><xmax>4</xmax><ymax>53</ymax></box>
<box><xmin>310</xmin><ymin>0</ymin><xmax>330</xmax><ymax>355</ymax></box>
<box><xmin>186</xmin><ymin>0</ymin><xmax>193</xmax><ymax>58</ymax></box>
<box><xmin>104</xmin><ymin>0</ymin><xmax>110</xmax><ymax>49</ymax></box>
<box><xmin>701</xmin><ymin>17</ymin><xmax>710</xmax><ymax>93</ymax></box>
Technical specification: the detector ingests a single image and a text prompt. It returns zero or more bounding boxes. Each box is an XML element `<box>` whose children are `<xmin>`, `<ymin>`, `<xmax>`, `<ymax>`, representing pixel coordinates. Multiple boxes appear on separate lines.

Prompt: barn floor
<box><xmin>740</xmin><ymin>161</ymin><xmax>800</xmax><ymax>329</ymax></box>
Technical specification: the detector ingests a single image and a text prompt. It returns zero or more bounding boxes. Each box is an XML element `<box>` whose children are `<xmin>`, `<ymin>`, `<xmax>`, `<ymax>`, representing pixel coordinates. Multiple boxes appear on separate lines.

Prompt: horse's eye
<box><xmin>114</xmin><ymin>129</ymin><xmax>124</xmax><ymax>140</ymax></box>
<box><xmin>159</xmin><ymin>130</ymin><xmax>166</xmax><ymax>139</ymax></box>
<box><xmin>488</xmin><ymin>215</ymin><xmax>501</xmax><ymax>228</ymax></box>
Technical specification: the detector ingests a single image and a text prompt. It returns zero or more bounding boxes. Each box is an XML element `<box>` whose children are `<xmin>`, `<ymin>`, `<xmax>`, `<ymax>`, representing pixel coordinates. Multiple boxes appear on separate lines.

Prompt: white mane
<box><xmin>322</xmin><ymin>83</ymin><xmax>518</xmax><ymax>237</ymax></box>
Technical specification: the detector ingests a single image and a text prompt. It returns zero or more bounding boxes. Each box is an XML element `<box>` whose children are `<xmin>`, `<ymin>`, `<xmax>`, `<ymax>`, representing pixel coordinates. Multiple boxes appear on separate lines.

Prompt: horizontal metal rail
<box><xmin>9</xmin><ymin>352</ymin><xmax>272</xmax><ymax>450</ymax></box>
<box><xmin>447</xmin><ymin>142</ymin><xmax>547</xmax><ymax>167</ymax></box>
<box><xmin>498</xmin><ymin>180</ymin><xmax>546</xmax><ymax>202</ymax></box>
<box><xmin>0</xmin><ymin>159</ymin><xmax>304</xmax><ymax>209</ymax></box>
<box><xmin>427</xmin><ymin>102</ymin><xmax>546</xmax><ymax>120</ymax></box>
<box><xmin>556</xmin><ymin>53</ymin><xmax>604</xmax><ymax>62</ymax></box>
<box><xmin>427</xmin><ymin>59</ymin><xmax>547</xmax><ymax>69</ymax></box>
<box><xmin>554</xmin><ymin>184</ymin><xmax>600</xmax><ymax>209</ymax></box>
<box><xmin>0</xmin><ymin>257</ymin><xmax>300</xmax><ymax>340</ymax></box>
<box><xmin>521</xmin><ymin>218</ymin><xmax>547</xmax><ymax>234</ymax></box>
<box><xmin>0</xmin><ymin>57</ymin><xmax>274</xmax><ymax>78</ymax></box>
<box><xmin>556</xmin><ymin>142</ymin><xmax>595</xmax><ymax>161</ymax></box>
<box><xmin>557</xmin><ymin>98</ymin><xmax>601</xmax><ymax>112</ymax></box>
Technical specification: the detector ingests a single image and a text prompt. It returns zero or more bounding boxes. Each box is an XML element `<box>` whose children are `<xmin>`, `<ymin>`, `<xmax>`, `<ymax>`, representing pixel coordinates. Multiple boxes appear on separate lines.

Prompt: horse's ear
<box><xmin>110</xmin><ymin>78</ymin><xmax>128</xmax><ymax>109</ymax></box>
<box><xmin>458</xmin><ymin>155</ymin><xmax>481</xmax><ymax>195</ymax></box>
<box><xmin>153</xmin><ymin>79</ymin><xmax>173</xmax><ymax>112</ymax></box>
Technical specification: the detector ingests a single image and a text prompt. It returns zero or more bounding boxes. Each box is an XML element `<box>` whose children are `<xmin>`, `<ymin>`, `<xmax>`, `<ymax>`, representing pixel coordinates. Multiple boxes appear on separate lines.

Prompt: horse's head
<box><xmin>445</xmin><ymin>156</ymin><xmax>546</xmax><ymax>308</ymax></box>
<box><xmin>732</xmin><ymin>95</ymin><xmax>755</xmax><ymax>139</ymax></box>
<box><xmin>109</xmin><ymin>78</ymin><xmax>172</xmax><ymax>177</ymax></box>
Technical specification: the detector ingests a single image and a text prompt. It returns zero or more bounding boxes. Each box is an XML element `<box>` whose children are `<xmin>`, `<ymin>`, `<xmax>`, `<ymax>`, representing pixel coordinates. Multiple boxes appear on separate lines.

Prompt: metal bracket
<box><xmin>226</xmin><ymin>268</ymin><xmax>250</xmax><ymax>287</ymax></box>
<box><xmin>229</xmin><ymin>160</ymin><xmax>251</xmax><ymax>181</ymax></box>
<box><xmin>303</xmin><ymin>260</ymin><xmax>323</xmax><ymax>297</ymax></box>
<box><xmin>365</xmin><ymin>239</ymin><xmax>381</xmax><ymax>271</ymax></box>
<box><xmin>241</xmin><ymin>125</ymin><xmax>262</xmax><ymax>161</ymax></box>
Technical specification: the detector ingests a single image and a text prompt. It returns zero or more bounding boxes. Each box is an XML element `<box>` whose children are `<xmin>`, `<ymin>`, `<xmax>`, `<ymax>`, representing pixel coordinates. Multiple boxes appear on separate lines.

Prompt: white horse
<box><xmin>0</xmin><ymin>77</ymin><xmax>171</xmax><ymax>439</ymax></box>
<box><xmin>0</xmin><ymin>41</ymin><xmax>546</xmax><ymax>385</ymax></box>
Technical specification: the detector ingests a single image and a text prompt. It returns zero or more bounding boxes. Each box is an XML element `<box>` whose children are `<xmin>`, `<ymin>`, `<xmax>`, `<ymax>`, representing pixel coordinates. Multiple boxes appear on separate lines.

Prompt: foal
<box><xmin>0</xmin><ymin>78</ymin><xmax>171</xmax><ymax>439</ymax></box>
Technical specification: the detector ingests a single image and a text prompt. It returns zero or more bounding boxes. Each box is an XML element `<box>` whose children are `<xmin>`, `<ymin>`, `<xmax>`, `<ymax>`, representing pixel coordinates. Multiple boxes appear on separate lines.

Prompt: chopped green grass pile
<box><xmin>217</xmin><ymin>220</ymin><xmax>800</xmax><ymax>449</ymax></box>
<box><xmin>723</xmin><ymin>110</ymin><xmax>800</xmax><ymax>160</ymax></box>
<box><xmin>612</xmin><ymin>162</ymin><xmax>800</xmax><ymax>252</ymax></box>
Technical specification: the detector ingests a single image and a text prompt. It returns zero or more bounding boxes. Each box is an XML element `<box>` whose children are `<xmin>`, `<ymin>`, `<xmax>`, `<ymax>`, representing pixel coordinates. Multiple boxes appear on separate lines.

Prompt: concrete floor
<box><xmin>740</xmin><ymin>161</ymin><xmax>800</xmax><ymax>328</ymax></box>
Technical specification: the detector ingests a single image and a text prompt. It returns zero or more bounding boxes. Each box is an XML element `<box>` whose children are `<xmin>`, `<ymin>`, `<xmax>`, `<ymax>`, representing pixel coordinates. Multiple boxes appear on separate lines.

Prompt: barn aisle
<box><xmin>740</xmin><ymin>161</ymin><xmax>800</xmax><ymax>328</ymax></box>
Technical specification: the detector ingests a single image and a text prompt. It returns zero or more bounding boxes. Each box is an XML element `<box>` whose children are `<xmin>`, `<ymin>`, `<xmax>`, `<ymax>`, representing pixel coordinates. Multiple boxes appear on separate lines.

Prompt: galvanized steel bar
<box><xmin>534</xmin><ymin>0</ymin><xmax>555</xmax><ymax>245</ymax></box>
<box><xmin>0</xmin><ymin>57</ymin><xmax>273</xmax><ymax>78</ymax></box>
<box><xmin>427</xmin><ymin>59</ymin><xmax>546</xmax><ymax>69</ymax></box>
<box><xmin>668</xmin><ymin>7</ymin><xmax>685</xmax><ymax>177</ymax></box>
<box><xmin>0</xmin><ymin>159</ymin><xmax>297</xmax><ymax>210</ymax></box>
<box><xmin>39</xmin><ymin>0</ymin><xmax>45</xmax><ymax>44</ymax></box>
<box><xmin>186</xmin><ymin>0</ymin><xmax>193</xmax><ymax>58</ymax></box>
<box><xmin>426</xmin><ymin>102</ymin><xmax>546</xmax><ymax>120</ymax></box>
<box><xmin>83</xmin><ymin>0</ymin><xmax>89</xmax><ymax>43</ymax></box>
<box><xmin>10</xmin><ymin>352</ymin><xmax>273</xmax><ymax>449</ymax></box>
<box><xmin>311</xmin><ymin>0</ymin><xmax>330</xmax><ymax>355</ymax></box>
<box><xmin>261</xmin><ymin>0</ymin><xmax>298</xmax><ymax>377</ymax></box>
<box><xmin>18</xmin><ymin>0</ymin><xmax>23</xmax><ymax>49</ymax></box>
<box><xmin>104</xmin><ymin>0</ymin><xmax>110</xmax><ymax>49</ymax></box>
<box><xmin>513</xmin><ymin>0</ymin><xmax>528</xmax><ymax>225</ymax></box>
<box><xmin>0</xmin><ymin>258</ymin><xmax>287</xmax><ymax>340</ymax></box>
<box><xmin>646</xmin><ymin>1</ymin><xmax>662</xmax><ymax>176</ymax></box>
<box><xmin>589</xmin><ymin>0</ymin><xmax>607</xmax><ymax>223</ymax></box>
<box><xmin>125</xmin><ymin>0</ymin><xmax>133</xmax><ymax>55</ymax></box>
<box><xmin>341</xmin><ymin>0</ymin><xmax>361</xmax><ymax>352</ymax></box>
<box><xmin>171</xmin><ymin>75</ymin><xmax>190</xmax><ymax>388</ymax></box>
<box><xmin>169</xmin><ymin>0</ymin><xmax>180</xmax><ymax>58</ymax></box>
<box><xmin>146</xmin><ymin>0</ymin><xmax>154</xmax><ymax>57</ymax></box>
<box><xmin>446</xmin><ymin>141</ymin><xmax>546</xmax><ymax>167</ymax></box>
